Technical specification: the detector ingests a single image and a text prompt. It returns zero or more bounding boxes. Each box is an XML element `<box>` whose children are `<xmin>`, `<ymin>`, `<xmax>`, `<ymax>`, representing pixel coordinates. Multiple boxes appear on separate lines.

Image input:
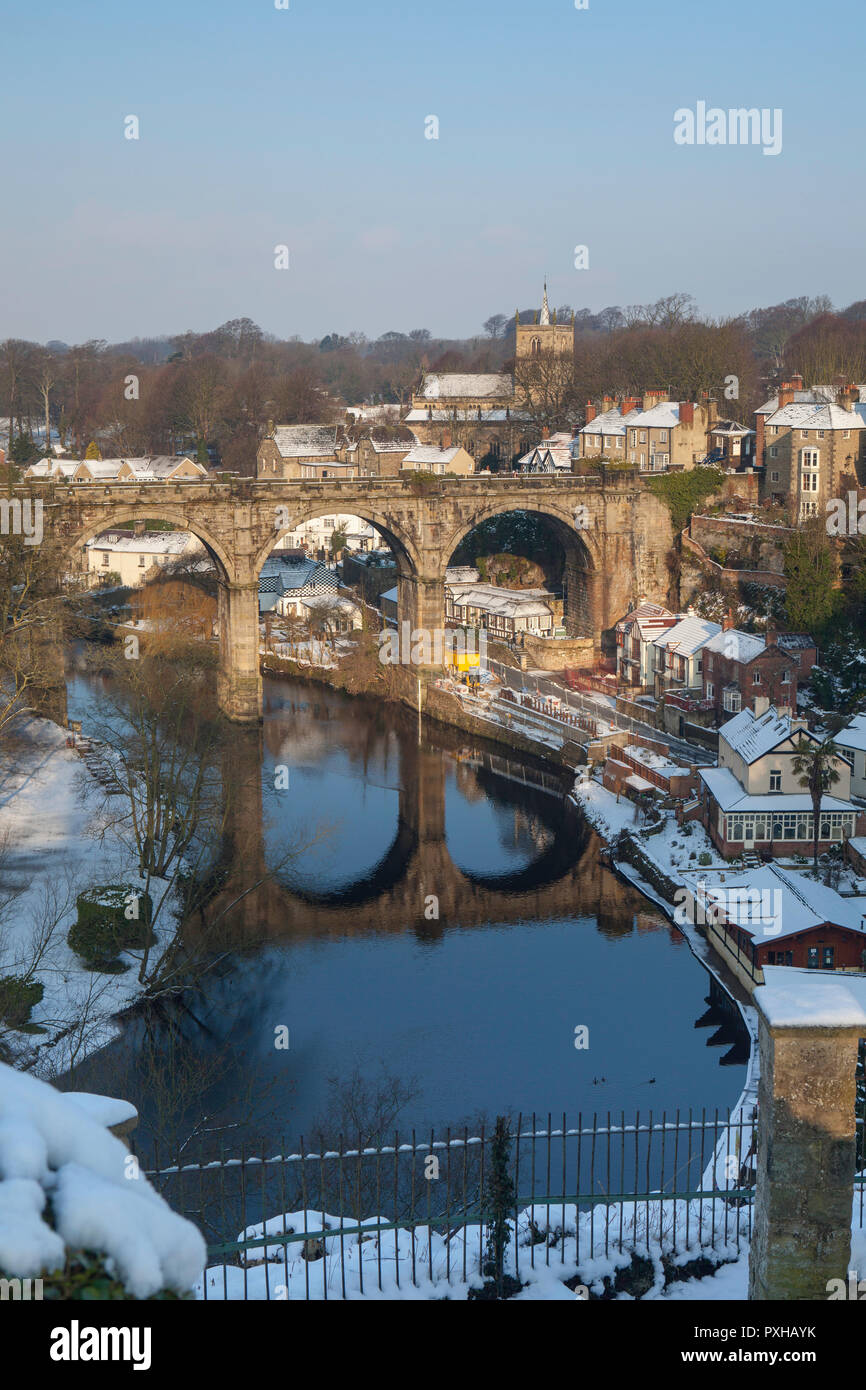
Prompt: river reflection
<box><xmin>66</xmin><ymin>674</ymin><xmax>748</xmax><ymax>1155</ymax></box>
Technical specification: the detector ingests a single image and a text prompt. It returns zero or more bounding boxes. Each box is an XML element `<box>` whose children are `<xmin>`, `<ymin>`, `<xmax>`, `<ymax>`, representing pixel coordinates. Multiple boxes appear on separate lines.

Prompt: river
<box><xmin>65</xmin><ymin>671</ymin><xmax>747</xmax><ymax>1161</ymax></box>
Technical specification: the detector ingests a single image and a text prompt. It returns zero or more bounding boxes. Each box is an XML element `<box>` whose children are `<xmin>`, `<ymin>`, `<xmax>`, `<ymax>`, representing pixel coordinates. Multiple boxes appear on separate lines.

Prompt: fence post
<box><xmin>749</xmin><ymin>970</ymin><xmax>866</xmax><ymax>1300</ymax></box>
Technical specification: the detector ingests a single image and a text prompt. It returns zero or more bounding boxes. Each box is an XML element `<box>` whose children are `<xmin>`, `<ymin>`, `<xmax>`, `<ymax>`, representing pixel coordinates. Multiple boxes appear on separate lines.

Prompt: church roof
<box><xmin>419</xmin><ymin>373</ymin><xmax>512</xmax><ymax>400</ymax></box>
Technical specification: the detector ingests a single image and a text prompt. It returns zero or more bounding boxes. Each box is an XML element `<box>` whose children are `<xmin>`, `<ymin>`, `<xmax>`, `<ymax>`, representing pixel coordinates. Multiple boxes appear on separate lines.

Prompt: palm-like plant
<box><xmin>791</xmin><ymin>735</ymin><xmax>841</xmax><ymax>871</ymax></box>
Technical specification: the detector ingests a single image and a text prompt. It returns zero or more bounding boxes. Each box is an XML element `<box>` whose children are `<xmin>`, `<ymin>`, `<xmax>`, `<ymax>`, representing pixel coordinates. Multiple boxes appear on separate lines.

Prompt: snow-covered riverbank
<box><xmin>0</xmin><ymin>717</ymin><xmax>173</xmax><ymax>1071</ymax></box>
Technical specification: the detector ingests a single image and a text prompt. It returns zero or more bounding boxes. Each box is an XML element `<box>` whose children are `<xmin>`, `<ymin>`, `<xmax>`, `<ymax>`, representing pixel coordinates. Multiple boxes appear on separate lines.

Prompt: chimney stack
<box><xmin>679</xmin><ymin>401</ymin><xmax>695</xmax><ymax>427</ymax></box>
<box><xmin>778</xmin><ymin>381</ymin><xmax>797</xmax><ymax>409</ymax></box>
<box><xmin>542</xmin><ymin>425</ymin><xmax>550</xmax><ymax>440</ymax></box>
<box><xmin>790</xmin><ymin>374</ymin><xmax>804</xmax><ymax>391</ymax></box>
<box><xmin>585</xmin><ymin>401</ymin><xmax>597</xmax><ymax>423</ymax></box>
<box><xmin>722</xmin><ymin>613</ymin><xmax>735</xmax><ymax>632</ymax></box>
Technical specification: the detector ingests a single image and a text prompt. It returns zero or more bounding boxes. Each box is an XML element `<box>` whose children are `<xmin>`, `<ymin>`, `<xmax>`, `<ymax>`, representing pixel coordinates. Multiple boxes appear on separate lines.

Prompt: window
<box><xmin>138</xmin><ymin>555</ymin><xmax>146</xmax><ymax>567</ymax></box>
<box><xmin>807</xmin><ymin>947</ymin><xmax>819</xmax><ymax>969</ymax></box>
<box><xmin>659</xmin><ymin>430</ymin><xmax>668</xmax><ymax>443</ymax></box>
<box><xmin>706</xmin><ymin>681</ymin><xmax>714</xmax><ymax>698</ymax></box>
<box><xmin>723</xmin><ymin>689</ymin><xmax>741</xmax><ymax>713</ymax></box>
<box><xmin>844</xmin><ymin>430</ymin><xmax>851</xmax><ymax>439</ymax></box>
<box><xmin>707</xmin><ymin>654</ymin><xmax>713</xmax><ymax>670</ymax></box>
<box><xmin>770</xmin><ymin>447</ymin><xmax>778</xmax><ymax>458</ymax></box>
<box><xmin>753</xmin><ymin>671</ymin><xmax>761</xmax><ymax>684</ymax></box>
<box><xmin>818</xmin><ymin>430</ymin><xmax>825</xmax><ymax>439</ymax></box>
<box><xmin>822</xmin><ymin>946</ymin><xmax>835</xmax><ymax>969</ymax></box>
<box><xmin>801</xmin><ymin>430</ymin><xmax>809</xmax><ymax>439</ymax></box>
<box><xmin>101</xmin><ymin>552</ymin><xmax>110</xmax><ymax>565</ymax></box>
<box><xmin>768</xmin><ymin>950</ymin><xmax>793</xmax><ymax>966</ymax></box>
<box><xmin>781</xmin><ymin>669</ymin><xmax>791</xmax><ymax>684</ymax></box>
<box><xmin>769</xmin><ymin>770</ymin><xmax>781</xmax><ymax>791</ymax></box>
<box><xmin>639</xmin><ymin>432</ymin><xmax>646</xmax><ymax>444</ymax></box>
<box><xmin>770</xmin><ymin>470</ymin><xmax>779</xmax><ymax>482</ymax></box>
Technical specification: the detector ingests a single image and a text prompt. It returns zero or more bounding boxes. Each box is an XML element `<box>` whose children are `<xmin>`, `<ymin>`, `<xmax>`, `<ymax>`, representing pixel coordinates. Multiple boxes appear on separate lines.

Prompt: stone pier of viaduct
<box><xmin>33</xmin><ymin>470</ymin><xmax>674</xmax><ymax>721</ymax></box>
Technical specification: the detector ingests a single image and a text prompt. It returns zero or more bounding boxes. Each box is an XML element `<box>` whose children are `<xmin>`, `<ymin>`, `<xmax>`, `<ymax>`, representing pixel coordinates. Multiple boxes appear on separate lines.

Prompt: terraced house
<box><xmin>577</xmin><ymin>391</ymin><xmax>722</xmax><ymax>469</ymax></box>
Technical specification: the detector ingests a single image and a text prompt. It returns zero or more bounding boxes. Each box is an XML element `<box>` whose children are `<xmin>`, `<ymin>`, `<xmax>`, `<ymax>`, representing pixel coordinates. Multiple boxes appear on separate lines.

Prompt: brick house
<box><xmin>699</xmin><ymin>705</ymin><xmax>861</xmax><ymax>859</ymax></box>
<box><xmin>701</xmin><ymin>623</ymin><xmax>806</xmax><ymax>722</ymax></box>
<box><xmin>606</xmin><ymin>736</ymin><xmax>697</xmax><ymax>798</ymax></box>
<box><xmin>684</xmin><ymin>863</ymin><xmax>866</xmax><ymax>993</ymax></box>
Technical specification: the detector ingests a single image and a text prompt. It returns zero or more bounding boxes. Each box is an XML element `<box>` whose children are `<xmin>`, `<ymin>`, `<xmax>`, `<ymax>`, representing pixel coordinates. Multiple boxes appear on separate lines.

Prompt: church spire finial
<box><xmin>540</xmin><ymin>279</ymin><xmax>551</xmax><ymax>326</ymax></box>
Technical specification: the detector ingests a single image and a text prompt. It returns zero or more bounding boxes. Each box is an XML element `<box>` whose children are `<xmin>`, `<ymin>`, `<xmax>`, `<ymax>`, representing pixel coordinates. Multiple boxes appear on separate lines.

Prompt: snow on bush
<box><xmin>0</xmin><ymin>1061</ymin><xmax>205</xmax><ymax>1298</ymax></box>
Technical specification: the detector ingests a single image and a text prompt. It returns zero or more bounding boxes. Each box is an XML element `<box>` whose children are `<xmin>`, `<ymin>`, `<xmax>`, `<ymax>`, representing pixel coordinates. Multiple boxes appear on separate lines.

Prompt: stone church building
<box><xmin>403</xmin><ymin>284</ymin><xmax>575</xmax><ymax>468</ymax></box>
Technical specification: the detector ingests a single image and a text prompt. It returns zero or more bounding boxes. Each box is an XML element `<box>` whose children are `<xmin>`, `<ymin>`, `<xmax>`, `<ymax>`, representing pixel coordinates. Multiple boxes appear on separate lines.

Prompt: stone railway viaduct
<box><xmin>34</xmin><ymin>470</ymin><xmax>674</xmax><ymax>721</ymax></box>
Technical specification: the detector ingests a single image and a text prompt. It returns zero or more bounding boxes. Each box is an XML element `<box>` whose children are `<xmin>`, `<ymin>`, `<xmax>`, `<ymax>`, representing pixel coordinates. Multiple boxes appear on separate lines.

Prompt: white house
<box><xmin>699</xmin><ymin>705</ymin><xmax>858</xmax><ymax>857</ymax></box>
<box><xmin>445</xmin><ymin>581</ymin><xmax>554</xmax><ymax>639</ymax></box>
<box><xmin>834</xmin><ymin>713</ymin><xmax>866</xmax><ymax>802</ymax></box>
<box><xmin>86</xmin><ymin>530</ymin><xmax>205</xmax><ymax>587</ymax></box>
<box><xmin>651</xmin><ymin>615</ymin><xmax>721</xmax><ymax>696</ymax></box>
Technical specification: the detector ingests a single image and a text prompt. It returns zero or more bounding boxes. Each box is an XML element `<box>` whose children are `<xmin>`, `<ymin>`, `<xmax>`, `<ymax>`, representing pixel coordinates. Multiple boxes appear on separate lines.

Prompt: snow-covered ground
<box><xmin>0</xmin><ymin>1060</ymin><xmax>204</xmax><ymax>1297</ymax></box>
<box><xmin>0</xmin><ymin>717</ymin><xmax>174</xmax><ymax>1069</ymax></box>
<box><xmin>199</xmin><ymin>1188</ymin><xmax>753</xmax><ymax>1302</ymax></box>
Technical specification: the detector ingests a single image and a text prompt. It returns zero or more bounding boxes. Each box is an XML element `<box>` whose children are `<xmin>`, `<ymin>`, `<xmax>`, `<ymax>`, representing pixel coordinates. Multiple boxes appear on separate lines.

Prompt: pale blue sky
<box><xmin>1</xmin><ymin>0</ymin><xmax>862</xmax><ymax>342</ymax></box>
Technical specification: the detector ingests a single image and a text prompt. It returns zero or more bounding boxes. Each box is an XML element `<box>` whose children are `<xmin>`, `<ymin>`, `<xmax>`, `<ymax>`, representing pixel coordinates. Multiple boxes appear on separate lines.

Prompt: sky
<box><xmin>1</xmin><ymin>0</ymin><xmax>863</xmax><ymax>344</ymax></box>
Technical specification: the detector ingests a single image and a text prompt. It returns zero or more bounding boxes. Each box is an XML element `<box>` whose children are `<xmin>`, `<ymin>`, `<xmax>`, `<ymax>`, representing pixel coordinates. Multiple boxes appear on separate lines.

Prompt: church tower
<box><xmin>515</xmin><ymin>282</ymin><xmax>575</xmax><ymax>359</ymax></box>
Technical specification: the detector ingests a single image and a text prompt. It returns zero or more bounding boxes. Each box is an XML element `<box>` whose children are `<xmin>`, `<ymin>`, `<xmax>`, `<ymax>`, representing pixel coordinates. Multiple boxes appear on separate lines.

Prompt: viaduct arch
<box><xmin>33</xmin><ymin>473</ymin><xmax>674</xmax><ymax>721</ymax></box>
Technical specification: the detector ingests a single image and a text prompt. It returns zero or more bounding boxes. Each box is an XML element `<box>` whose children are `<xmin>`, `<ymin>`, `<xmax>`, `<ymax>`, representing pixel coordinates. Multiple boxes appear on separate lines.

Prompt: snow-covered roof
<box><xmin>445</xmin><ymin>565</ymin><xmax>481</xmax><ymax>584</ymax></box>
<box><xmin>404</xmin><ymin>407</ymin><xmax>530</xmax><ymax>423</ymax></box>
<box><xmin>580</xmin><ymin>407</ymin><xmax>641</xmax><ymax>437</ymax></box>
<box><xmin>379</xmin><ymin>585</ymin><xmax>398</xmax><ymax>604</ymax></box>
<box><xmin>703</xmin><ymin>629</ymin><xmax>766</xmax><ymax>665</ymax></box>
<box><xmin>836</xmin><ymin>713</ymin><xmax>866</xmax><ymax>754</ymax></box>
<box><xmin>756</xmin><ymin>388</ymin><xmax>836</xmax><ymax>415</ymax></box>
<box><xmin>719</xmin><ymin>706</ymin><xmax>811</xmax><ymax>763</ymax></box>
<box><xmin>448</xmin><ymin>582</ymin><xmax>553</xmax><ymax>620</ymax></box>
<box><xmin>617</xmin><ymin>602</ymin><xmax>676</xmax><ymax>634</ymax></box>
<box><xmin>710</xmin><ymin>420</ymin><xmax>755</xmax><ymax>437</ymax></box>
<box><xmin>419</xmin><ymin>373</ymin><xmax>512</xmax><ymax>400</ymax></box>
<box><xmin>369</xmin><ymin>438</ymin><xmax>412</xmax><ymax>452</ymax></box>
<box><xmin>129</xmin><ymin>455</ymin><xmax>206</xmax><ymax>478</ymax></box>
<box><xmin>699</xmin><ymin>764</ymin><xmax>854</xmax><ymax>815</ymax></box>
<box><xmin>765</xmin><ymin>400</ymin><xmax>866</xmax><ymax>430</ymax></box>
<box><xmin>87</xmin><ymin>530</ymin><xmax>196</xmax><ymax>555</ymax></box>
<box><xmin>628</xmin><ymin>402</ymin><xmax>681</xmax><ymax>429</ymax></box>
<box><xmin>271</xmin><ymin>425</ymin><xmax>338</xmax><ymax>458</ymax></box>
<box><xmin>652</xmin><ymin>615</ymin><xmax>721</xmax><ymax>657</ymax></box>
<box><xmin>403</xmin><ymin>444</ymin><xmax>463</xmax><ymax>465</ymax></box>
<box><xmin>694</xmin><ymin>863</ymin><xmax>866</xmax><ymax>944</ymax></box>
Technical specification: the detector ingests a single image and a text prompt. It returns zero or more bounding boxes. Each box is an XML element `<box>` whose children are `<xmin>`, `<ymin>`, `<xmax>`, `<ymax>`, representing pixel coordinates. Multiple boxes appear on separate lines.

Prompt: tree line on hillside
<box><xmin>4</xmin><ymin>294</ymin><xmax>866</xmax><ymax>474</ymax></box>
